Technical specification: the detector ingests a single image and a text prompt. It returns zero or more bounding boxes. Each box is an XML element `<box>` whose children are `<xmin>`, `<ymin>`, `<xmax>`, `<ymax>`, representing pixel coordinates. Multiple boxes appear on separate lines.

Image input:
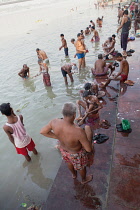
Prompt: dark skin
<box><xmin>100</xmin><ymin>56</ymin><xmax>129</xmax><ymax>88</ymax></box>
<box><xmin>3</xmin><ymin>111</ymin><xmax>37</xmax><ymax>161</ymax></box>
<box><xmin>76</xmin><ymin>95</ymin><xmax>102</xmax><ymax>125</ymax></box>
<box><xmin>18</xmin><ymin>65</ymin><xmax>30</xmax><ymax>79</ymax></box>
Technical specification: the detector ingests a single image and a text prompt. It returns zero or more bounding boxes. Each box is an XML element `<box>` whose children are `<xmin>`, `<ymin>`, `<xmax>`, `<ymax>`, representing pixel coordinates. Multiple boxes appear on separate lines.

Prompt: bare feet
<box><xmin>81</xmin><ymin>174</ymin><xmax>93</xmax><ymax>184</ymax></box>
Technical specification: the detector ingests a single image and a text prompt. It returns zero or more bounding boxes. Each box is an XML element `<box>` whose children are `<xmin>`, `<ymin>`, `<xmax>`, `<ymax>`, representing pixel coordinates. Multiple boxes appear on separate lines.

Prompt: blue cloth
<box><xmin>76</xmin><ymin>53</ymin><xmax>85</xmax><ymax>59</ymax></box>
<box><xmin>64</xmin><ymin>48</ymin><xmax>68</xmax><ymax>56</ymax></box>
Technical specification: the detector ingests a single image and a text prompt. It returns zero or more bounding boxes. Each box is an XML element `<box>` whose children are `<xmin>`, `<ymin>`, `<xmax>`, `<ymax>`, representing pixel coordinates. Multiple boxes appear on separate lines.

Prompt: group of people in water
<box><xmin>1</xmin><ymin>3</ymin><xmax>135</xmax><ymax>184</ymax></box>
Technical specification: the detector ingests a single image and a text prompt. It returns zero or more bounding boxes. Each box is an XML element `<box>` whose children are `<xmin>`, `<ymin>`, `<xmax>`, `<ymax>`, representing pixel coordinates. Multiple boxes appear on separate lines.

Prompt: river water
<box><xmin>0</xmin><ymin>0</ymin><xmax>125</xmax><ymax>209</ymax></box>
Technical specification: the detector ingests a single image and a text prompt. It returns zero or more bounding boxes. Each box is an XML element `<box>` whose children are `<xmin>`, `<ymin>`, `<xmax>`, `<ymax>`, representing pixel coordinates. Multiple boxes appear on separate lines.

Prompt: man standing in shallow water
<box><xmin>59</xmin><ymin>34</ymin><xmax>69</xmax><ymax>57</ymax></box>
<box><xmin>0</xmin><ymin>103</ymin><xmax>38</xmax><ymax>162</ymax></box>
<box><xmin>40</xmin><ymin>102</ymin><xmax>94</xmax><ymax>184</ymax></box>
<box><xmin>75</xmin><ymin>33</ymin><xmax>87</xmax><ymax>70</ymax></box>
<box><xmin>36</xmin><ymin>48</ymin><xmax>49</xmax><ymax>64</ymax></box>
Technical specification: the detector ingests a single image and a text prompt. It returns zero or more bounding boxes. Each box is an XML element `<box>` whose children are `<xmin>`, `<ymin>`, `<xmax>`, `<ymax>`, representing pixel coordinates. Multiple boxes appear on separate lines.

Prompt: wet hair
<box><xmin>71</xmin><ymin>38</ymin><xmax>75</xmax><ymax>42</ymax></box>
<box><xmin>98</xmin><ymin>54</ymin><xmax>103</xmax><ymax>59</ymax></box>
<box><xmin>108</xmin><ymin>37</ymin><xmax>112</xmax><ymax>42</ymax></box>
<box><xmin>62</xmin><ymin>102</ymin><xmax>76</xmax><ymax>117</ymax></box>
<box><xmin>84</xmin><ymin>83</ymin><xmax>91</xmax><ymax>90</ymax></box>
<box><xmin>83</xmin><ymin>90</ymin><xmax>90</xmax><ymax>98</ymax></box>
<box><xmin>36</xmin><ymin>48</ymin><xmax>40</xmax><ymax>51</ymax></box>
<box><xmin>77</xmin><ymin>33</ymin><xmax>81</xmax><ymax>37</ymax></box>
<box><xmin>92</xmin><ymin>26</ymin><xmax>95</xmax><ymax>30</ymax></box>
<box><xmin>86</xmin><ymin>27</ymin><xmax>89</xmax><ymax>30</ymax></box>
<box><xmin>90</xmin><ymin>20</ymin><xmax>93</xmax><ymax>23</ymax></box>
<box><xmin>112</xmin><ymin>34</ymin><xmax>116</xmax><ymax>38</ymax></box>
<box><xmin>0</xmin><ymin>103</ymin><xmax>12</xmax><ymax>116</ymax></box>
<box><xmin>123</xmin><ymin>10</ymin><xmax>128</xmax><ymax>15</ymax></box>
<box><xmin>60</xmin><ymin>34</ymin><xmax>64</xmax><ymax>37</ymax></box>
<box><xmin>115</xmin><ymin>53</ymin><xmax>122</xmax><ymax>58</ymax></box>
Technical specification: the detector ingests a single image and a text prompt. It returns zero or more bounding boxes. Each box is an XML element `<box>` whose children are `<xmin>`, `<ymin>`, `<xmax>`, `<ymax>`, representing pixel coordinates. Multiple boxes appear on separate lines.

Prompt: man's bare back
<box><xmin>120</xmin><ymin>59</ymin><xmax>129</xmax><ymax>75</ymax></box>
<box><xmin>49</xmin><ymin>118</ymin><xmax>87</xmax><ymax>153</ymax></box>
<box><xmin>38</xmin><ymin>50</ymin><xmax>48</xmax><ymax>60</ymax></box>
<box><xmin>95</xmin><ymin>59</ymin><xmax>106</xmax><ymax>74</ymax></box>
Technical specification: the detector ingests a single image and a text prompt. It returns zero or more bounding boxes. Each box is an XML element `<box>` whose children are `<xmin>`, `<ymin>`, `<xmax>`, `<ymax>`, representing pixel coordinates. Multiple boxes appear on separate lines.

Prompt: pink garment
<box><xmin>6</xmin><ymin>116</ymin><xmax>31</xmax><ymax>148</ymax></box>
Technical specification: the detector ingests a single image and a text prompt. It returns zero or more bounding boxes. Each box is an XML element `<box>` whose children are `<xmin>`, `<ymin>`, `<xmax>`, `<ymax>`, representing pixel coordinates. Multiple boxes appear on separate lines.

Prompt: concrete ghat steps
<box><xmin>46</xmin><ymin>40</ymin><xmax>140</xmax><ymax>209</ymax></box>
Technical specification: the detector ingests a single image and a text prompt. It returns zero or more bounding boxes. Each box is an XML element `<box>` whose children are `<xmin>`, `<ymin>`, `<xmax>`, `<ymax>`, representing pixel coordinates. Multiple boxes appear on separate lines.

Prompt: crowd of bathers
<box><xmin>0</xmin><ymin>3</ymin><xmax>137</xmax><ymax>184</ymax></box>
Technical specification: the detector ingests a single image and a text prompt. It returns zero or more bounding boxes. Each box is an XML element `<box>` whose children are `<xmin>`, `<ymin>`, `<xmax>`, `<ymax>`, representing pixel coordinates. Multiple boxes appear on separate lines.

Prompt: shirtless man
<box><xmin>118</xmin><ymin>7</ymin><xmax>124</xmax><ymax>24</ymax></box>
<box><xmin>36</xmin><ymin>48</ymin><xmax>49</xmax><ymax>64</ymax></box>
<box><xmin>61</xmin><ymin>63</ymin><xmax>75</xmax><ymax>85</ymax></box>
<box><xmin>100</xmin><ymin>53</ymin><xmax>129</xmax><ymax>87</ymax></box>
<box><xmin>91</xmin><ymin>54</ymin><xmax>114</xmax><ymax>76</ymax></box>
<box><xmin>85</xmin><ymin>27</ymin><xmax>91</xmax><ymax>35</ymax></box>
<box><xmin>18</xmin><ymin>64</ymin><xmax>30</xmax><ymax>79</ymax></box>
<box><xmin>75</xmin><ymin>33</ymin><xmax>87</xmax><ymax>70</ymax></box>
<box><xmin>112</xmin><ymin>34</ymin><xmax>116</xmax><ymax>43</ymax></box>
<box><xmin>102</xmin><ymin>37</ymin><xmax>115</xmax><ymax>55</ymax></box>
<box><xmin>79</xmin><ymin>82</ymin><xmax>105</xmax><ymax>99</ymax></box>
<box><xmin>59</xmin><ymin>34</ymin><xmax>69</xmax><ymax>57</ymax></box>
<box><xmin>33</xmin><ymin>59</ymin><xmax>51</xmax><ymax>86</ymax></box>
<box><xmin>40</xmin><ymin>102</ymin><xmax>94</xmax><ymax>184</ymax></box>
<box><xmin>90</xmin><ymin>20</ymin><xmax>95</xmax><ymax>27</ymax></box>
<box><xmin>91</xmin><ymin>26</ymin><xmax>100</xmax><ymax>42</ymax></box>
<box><xmin>76</xmin><ymin>90</ymin><xmax>102</xmax><ymax>125</ymax></box>
<box><xmin>71</xmin><ymin>38</ymin><xmax>77</xmax><ymax>58</ymax></box>
<box><xmin>97</xmin><ymin>16</ymin><xmax>103</xmax><ymax>27</ymax></box>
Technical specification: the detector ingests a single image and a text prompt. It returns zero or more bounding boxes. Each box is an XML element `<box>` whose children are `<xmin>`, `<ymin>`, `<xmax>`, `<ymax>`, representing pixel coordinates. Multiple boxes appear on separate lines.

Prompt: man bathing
<box><xmin>75</xmin><ymin>33</ymin><xmax>87</xmax><ymax>70</ymax></box>
<box><xmin>59</xmin><ymin>34</ymin><xmax>69</xmax><ymax>57</ymax></box>
<box><xmin>61</xmin><ymin>63</ymin><xmax>75</xmax><ymax>85</ymax></box>
<box><xmin>102</xmin><ymin>37</ymin><xmax>115</xmax><ymax>55</ymax></box>
<box><xmin>76</xmin><ymin>90</ymin><xmax>102</xmax><ymax>125</ymax></box>
<box><xmin>40</xmin><ymin>102</ymin><xmax>94</xmax><ymax>184</ymax></box>
<box><xmin>91</xmin><ymin>54</ymin><xmax>115</xmax><ymax>76</ymax></box>
<box><xmin>85</xmin><ymin>27</ymin><xmax>91</xmax><ymax>35</ymax></box>
<box><xmin>0</xmin><ymin>103</ymin><xmax>38</xmax><ymax>162</ymax></box>
<box><xmin>18</xmin><ymin>64</ymin><xmax>30</xmax><ymax>79</ymax></box>
<box><xmin>36</xmin><ymin>48</ymin><xmax>49</xmax><ymax>64</ymax></box>
<box><xmin>79</xmin><ymin>82</ymin><xmax>106</xmax><ymax>99</ymax></box>
<box><xmin>91</xmin><ymin>26</ymin><xmax>100</xmax><ymax>42</ymax></box>
<box><xmin>90</xmin><ymin>20</ymin><xmax>95</xmax><ymax>27</ymax></box>
<box><xmin>33</xmin><ymin>59</ymin><xmax>51</xmax><ymax>86</ymax></box>
<box><xmin>100</xmin><ymin>53</ymin><xmax>129</xmax><ymax>87</ymax></box>
<box><xmin>96</xmin><ymin>16</ymin><xmax>103</xmax><ymax>27</ymax></box>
